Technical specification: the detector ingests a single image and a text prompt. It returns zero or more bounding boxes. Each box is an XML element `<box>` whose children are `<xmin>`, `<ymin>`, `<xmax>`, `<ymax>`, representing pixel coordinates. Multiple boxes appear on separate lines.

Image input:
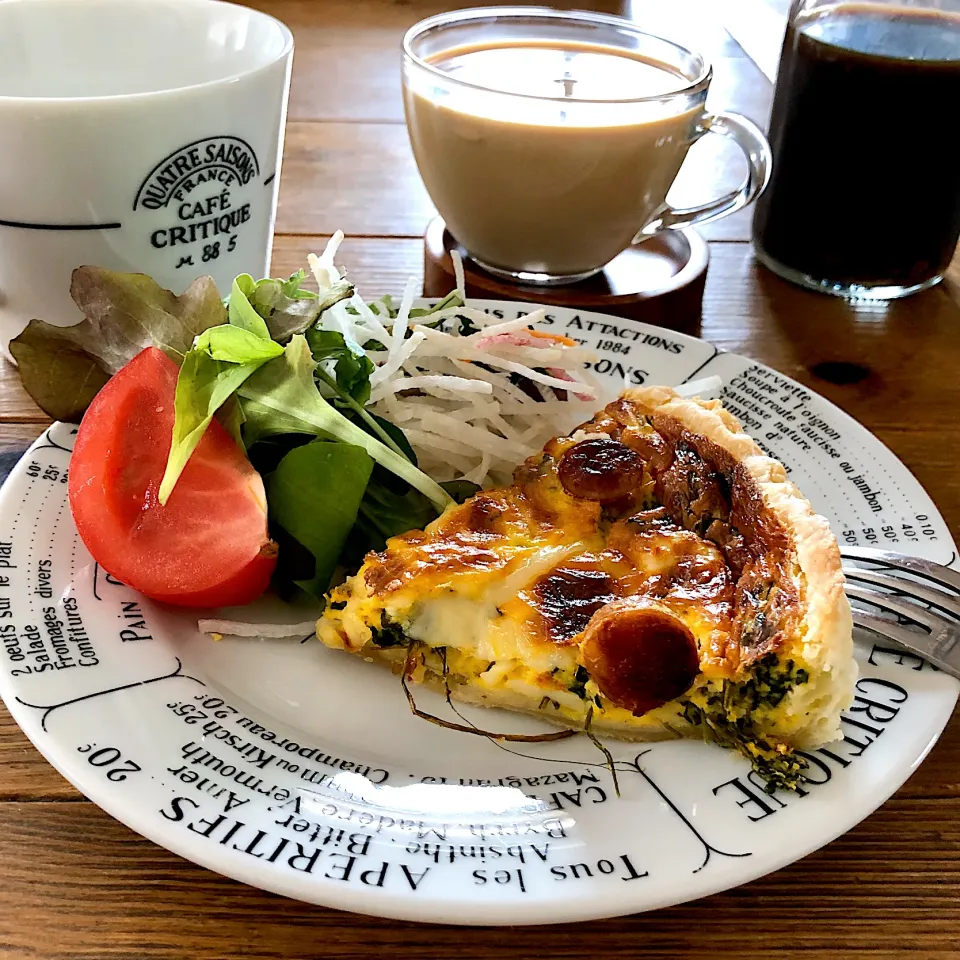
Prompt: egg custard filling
<box><xmin>317</xmin><ymin>386</ymin><xmax>855</xmax><ymax>791</ymax></box>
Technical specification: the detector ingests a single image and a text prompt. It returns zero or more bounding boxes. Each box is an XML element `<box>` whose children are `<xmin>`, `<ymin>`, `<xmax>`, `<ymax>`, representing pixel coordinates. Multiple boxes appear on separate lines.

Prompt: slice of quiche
<box><xmin>317</xmin><ymin>386</ymin><xmax>855</xmax><ymax>789</ymax></box>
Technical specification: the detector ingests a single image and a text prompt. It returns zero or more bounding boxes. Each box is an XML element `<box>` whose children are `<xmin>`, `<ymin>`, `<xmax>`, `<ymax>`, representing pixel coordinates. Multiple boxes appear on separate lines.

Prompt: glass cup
<box><xmin>402</xmin><ymin>7</ymin><xmax>771</xmax><ymax>286</ymax></box>
<box><xmin>753</xmin><ymin>0</ymin><xmax>960</xmax><ymax>300</ymax></box>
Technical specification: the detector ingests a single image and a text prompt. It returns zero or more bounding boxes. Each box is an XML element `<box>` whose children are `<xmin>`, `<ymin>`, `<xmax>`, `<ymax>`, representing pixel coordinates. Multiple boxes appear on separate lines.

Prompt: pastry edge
<box><xmin>624</xmin><ymin>385</ymin><xmax>856</xmax><ymax>749</ymax></box>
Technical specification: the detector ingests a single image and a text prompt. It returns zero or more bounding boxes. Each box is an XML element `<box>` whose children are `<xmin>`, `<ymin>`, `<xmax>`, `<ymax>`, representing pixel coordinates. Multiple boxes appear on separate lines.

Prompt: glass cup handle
<box><xmin>634</xmin><ymin>111</ymin><xmax>772</xmax><ymax>240</ymax></box>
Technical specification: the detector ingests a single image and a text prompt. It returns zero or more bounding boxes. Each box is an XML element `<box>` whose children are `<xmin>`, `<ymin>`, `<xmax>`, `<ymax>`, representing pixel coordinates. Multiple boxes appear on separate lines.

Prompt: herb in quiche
<box><xmin>569</xmin><ymin>665</ymin><xmax>591</xmax><ymax>699</ymax></box>
<box><xmin>370</xmin><ymin>620</ymin><xmax>410</xmax><ymax>648</ymax></box>
<box><xmin>682</xmin><ymin>654</ymin><xmax>811</xmax><ymax>793</ymax></box>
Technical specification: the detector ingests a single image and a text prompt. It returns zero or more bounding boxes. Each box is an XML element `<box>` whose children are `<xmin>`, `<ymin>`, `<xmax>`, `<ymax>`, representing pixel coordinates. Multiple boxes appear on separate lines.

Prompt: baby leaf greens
<box><xmin>229</xmin><ymin>275</ymin><xmax>275</xmax><ymax>339</ymax></box>
<box><xmin>306</xmin><ymin>329</ymin><xmax>375</xmax><ymax>405</ymax></box>
<box><xmin>267</xmin><ymin>441</ymin><xmax>374</xmax><ymax>595</ymax></box>
<box><xmin>236</xmin><ymin>335</ymin><xmax>451</xmax><ymax>510</ymax></box>
<box><xmin>158</xmin><ymin>325</ymin><xmax>283</xmax><ymax>504</ymax></box>
<box><xmin>154</xmin><ymin>275</ymin><xmax>453</xmax><ymax>597</ymax></box>
<box><xmin>236</xmin><ymin>269</ymin><xmax>353</xmax><ymax>342</ymax></box>
<box><xmin>303</xmin><ymin>328</ymin><xmax>405</xmax><ymax>456</ymax></box>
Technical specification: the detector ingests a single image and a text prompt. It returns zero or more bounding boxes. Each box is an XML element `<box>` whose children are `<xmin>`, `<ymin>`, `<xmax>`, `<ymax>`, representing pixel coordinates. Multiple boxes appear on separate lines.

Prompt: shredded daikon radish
<box><xmin>321</xmin><ymin>300</ymin><xmax>355</xmax><ymax>343</ymax></box>
<box><xmin>520</xmin><ymin>422</ymin><xmax>548</xmax><ymax>444</ymax></box>
<box><xmin>349</xmin><ymin>296</ymin><xmax>392</xmax><ymax>346</ymax></box>
<box><xmin>463</xmin><ymin>452</ymin><xmax>491</xmax><ymax>486</ymax></box>
<box><xmin>469</xmin><ymin>343</ymin><xmax>567</xmax><ymax>364</ymax></box>
<box><xmin>198</xmin><ymin>619</ymin><xmax>318</xmax><ymax>639</ymax></box>
<box><xmin>307</xmin><ymin>231</ymin><xmax>345</xmax><ymax>288</ymax></box>
<box><xmin>494</xmin><ymin>398</ymin><xmax>596</xmax><ymax>416</ymax></box>
<box><xmin>418</xmin><ymin>411</ymin><xmax>530</xmax><ymax>456</ymax></box>
<box><xmin>451</xmin><ymin>249</ymin><xmax>466</xmax><ymax>301</ymax></box>
<box><xmin>465</xmin><ymin>309</ymin><xmax>548</xmax><ymax>340</ymax></box>
<box><xmin>370</xmin><ymin>375</ymin><xmax>494</xmax><ymax>403</ymax></box>
<box><xmin>369</xmin><ymin>330</ymin><xmax>426</xmax><ymax>386</ymax></box>
<box><xmin>403</xmin><ymin>427</ymin><xmax>484</xmax><ymax>458</ymax></box>
<box><xmin>448</xmin><ymin>358</ymin><xmax>538</xmax><ymax>405</ymax></box>
<box><xmin>391</xmin><ymin>277</ymin><xmax>418</xmax><ymax>352</ymax></box>
<box><xmin>312</xmin><ymin>279</ymin><xmax>602</xmax><ymax>488</ymax></box>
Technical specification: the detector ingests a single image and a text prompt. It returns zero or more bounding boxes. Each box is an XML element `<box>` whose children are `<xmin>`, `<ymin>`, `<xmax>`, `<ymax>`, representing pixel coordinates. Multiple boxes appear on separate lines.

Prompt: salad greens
<box><xmin>161</xmin><ymin>273</ymin><xmax>458</xmax><ymax>595</ymax></box>
<box><xmin>11</xmin><ymin>259</ymin><xmax>469</xmax><ymax>604</ymax></box>
<box><xmin>305</xmin><ymin>329</ymin><xmax>375</xmax><ymax>405</ymax></box>
<box><xmin>229</xmin><ymin>276</ymin><xmax>275</xmax><ymax>339</ymax></box>
<box><xmin>158</xmin><ymin>325</ymin><xmax>283</xmax><ymax>503</ymax></box>
<box><xmin>9</xmin><ymin>267</ymin><xmax>226</xmax><ymax>422</ymax></box>
<box><xmin>266</xmin><ymin>441</ymin><xmax>374</xmax><ymax>595</ymax></box>
<box><xmin>232</xmin><ymin>269</ymin><xmax>352</xmax><ymax>342</ymax></box>
<box><xmin>234</xmin><ymin>334</ymin><xmax>452</xmax><ymax>508</ymax></box>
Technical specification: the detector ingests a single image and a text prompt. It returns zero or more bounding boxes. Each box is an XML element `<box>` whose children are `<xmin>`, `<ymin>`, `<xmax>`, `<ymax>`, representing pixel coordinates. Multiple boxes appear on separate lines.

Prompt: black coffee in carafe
<box><xmin>752</xmin><ymin>3</ymin><xmax>960</xmax><ymax>298</ymax></box>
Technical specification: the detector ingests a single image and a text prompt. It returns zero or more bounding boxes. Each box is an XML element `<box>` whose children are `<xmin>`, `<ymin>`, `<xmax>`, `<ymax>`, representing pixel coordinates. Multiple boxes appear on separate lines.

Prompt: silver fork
<box><xmin>841</xmin><ymin>547</ymin><xmax>960</xmax><ymax>681</ymax></box>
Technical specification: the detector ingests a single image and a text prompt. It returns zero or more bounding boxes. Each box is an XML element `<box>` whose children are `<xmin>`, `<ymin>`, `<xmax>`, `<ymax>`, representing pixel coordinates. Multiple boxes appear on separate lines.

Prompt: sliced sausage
<box><xmin>557</xmin><ymin>437</ymin><xmax>644</xmax><ymax>502</ymax></box>
<box><xmin>581</xmin><ymin>599</ymin><xmax>700</xmax><ymax>715</ymax></box>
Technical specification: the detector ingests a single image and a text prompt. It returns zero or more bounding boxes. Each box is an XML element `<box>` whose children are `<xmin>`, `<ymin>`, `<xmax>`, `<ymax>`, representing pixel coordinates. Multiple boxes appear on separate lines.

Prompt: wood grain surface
<box><xmin>1</xmin><ymin>1</ymin><xmax>959</xmax><ymax>957</ymax></box>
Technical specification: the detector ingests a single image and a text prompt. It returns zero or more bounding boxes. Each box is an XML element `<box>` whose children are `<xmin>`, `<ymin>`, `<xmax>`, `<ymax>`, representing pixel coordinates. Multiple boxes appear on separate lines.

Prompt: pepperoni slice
<box><xmin>581</xmin><ymin>600</ymin><xmax>700</xmax><ymax>715</ymax></box>
<box><xmin>557</xmin><ymin>437</ymin><xmax>644</xmax><ymax>502</ymax></box>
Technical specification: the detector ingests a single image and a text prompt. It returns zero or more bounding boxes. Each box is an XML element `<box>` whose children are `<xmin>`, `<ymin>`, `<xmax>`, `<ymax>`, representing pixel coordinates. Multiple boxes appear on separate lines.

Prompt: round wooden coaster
<box><xmin>423</xmin><ymin>217</ymin><xmax>709</xmax><ymax>333</ymax></box>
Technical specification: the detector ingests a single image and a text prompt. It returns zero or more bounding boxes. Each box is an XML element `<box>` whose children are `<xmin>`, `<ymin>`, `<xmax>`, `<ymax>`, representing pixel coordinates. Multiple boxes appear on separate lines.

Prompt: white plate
<box><xmin>1</xmin><ymin>301</ymin><xmax>956</xmax><ymax>925</ymax></box>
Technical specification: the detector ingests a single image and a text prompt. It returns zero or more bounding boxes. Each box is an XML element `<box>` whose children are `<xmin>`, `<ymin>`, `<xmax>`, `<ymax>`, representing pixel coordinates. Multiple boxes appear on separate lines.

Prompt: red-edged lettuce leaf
<box><xmin>9</xmin><ymin>267</ymin><xmax>226</xmax><ymax>422</ymax></box>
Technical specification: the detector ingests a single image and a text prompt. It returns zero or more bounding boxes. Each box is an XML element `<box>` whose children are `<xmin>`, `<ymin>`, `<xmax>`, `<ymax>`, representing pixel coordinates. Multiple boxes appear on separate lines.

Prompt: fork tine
<box><xmin>840</xmin><ymin>547</ymin><xmax>960</xmax><ymax>593</ymax></box>
<box><xmin>845</xmin><ymin>583</ymin><xmax>946</xmax><ymax>631</ymax></box>
<box><xmin>851</xmin><ymin>610</ymin><xmax>960</xmax><ymax>681</ymax></box>
<box><xmin>842</xmin><ymin>567</ymin><xmax>960</xmax><ymax>620</ymax></box>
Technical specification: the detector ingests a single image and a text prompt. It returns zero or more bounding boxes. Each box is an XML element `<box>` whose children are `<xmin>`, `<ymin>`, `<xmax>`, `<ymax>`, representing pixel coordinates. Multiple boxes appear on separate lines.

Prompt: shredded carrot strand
<box><xmin>528</xmin><ymin>329</ymin><xmax>578</xmax><ymax>347</ymax></box>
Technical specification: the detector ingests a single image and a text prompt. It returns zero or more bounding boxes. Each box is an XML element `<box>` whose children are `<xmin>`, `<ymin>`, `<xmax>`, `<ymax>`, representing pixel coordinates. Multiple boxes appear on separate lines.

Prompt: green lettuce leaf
<box><xmin>411</xmin><ymin>289</ymin><xmax>464</xmax><ymax>322</ymax></box>
<box><xmin>267</xmin><ymin>441</ymin><xmax>374</xmax><ymax>596</ymax></box>
<box><xmin>7</xmin><ymin>328</ymin><xmax>111</xmax><ymax>424</ymax></box>
<box><xmin>306</xmin><ymin>328</ymin><xmax>375</xmax><ymax>405</ymax></box>
<box><xmin>441</xmin><ymin>478</ymin><xmax>482</xmax><ymax>503</ymax></box>
<box><xmin>158</xmin><ymin>324</ymin><xmax>283</xmax><ymax>504</ymax></box>
<box><xmin>231</xmin><ymin>269</ymin><xmax>354</xmax><ymax>343</ymax></box>
<box><xmin>305</xmin><ymin>328</ymin><xmax>360</xmax><ymax>364</ymax></box>
<box><xmin>69</xmin><ymin>266</ymin><xmax>227</xmax><ymax>364</ymax></box>
<box><xmin>217</xmin><ymin>394</ymin><xmax>246</xmax><ymax>450</ymax></box>
<box><xmin>306</xmin><ymin>331</ymin><xmax>401</xmax><ymax>456</ymax></box>
<box><xmin>237</xmin><ymin>335</ymin><xmax>452</xmax><ymax>510</ymax></box>
<box><xmin>195</xmin><ymin>325</ymin><xmax>284</xmax><ymax>364</ymax></box>
<box><xmin>356</xmin><ymin>475</ymin><xmax>478</xmax><ymax>553</ymax></box>
<box><xmin>229</xmin><ymin>275</ymin><xmax>272</xmax><ymax>340</ymax></box>
<box><xmin>355</xmin><ymin>478</ymin><xmax>438</xmax><ymax>550</ymax></box>
<box><xmin>344</xmin><ymin>475</ymin><xmax>479</xmax><ymax>569</ymax></box>
<box><xmin>9</xmin><ymin>268</ymin><xmax>226</xmax><ymax>422</ymax></box>
<box><xmin>364</xmin><ymin>289</ymin><xmax>463</xmax><ymax>322</ymax></box>
<box><xmin>367</xmin><ymin>412</ymin><xmax>418</xmax><ymax>466</ymax></box>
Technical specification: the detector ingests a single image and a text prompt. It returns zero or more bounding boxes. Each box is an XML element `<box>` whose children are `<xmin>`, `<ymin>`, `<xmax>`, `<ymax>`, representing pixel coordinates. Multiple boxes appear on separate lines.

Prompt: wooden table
<box><xmin>2</xmin><ymin>1</ymin><xmax>959</xmax><ymax>956</ymax></box>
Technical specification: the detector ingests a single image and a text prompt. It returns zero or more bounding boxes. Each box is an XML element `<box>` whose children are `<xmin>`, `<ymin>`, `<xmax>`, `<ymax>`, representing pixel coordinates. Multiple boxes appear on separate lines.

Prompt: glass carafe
<box><xmin>752</xmin><ymin>0</ymin><xmax>960</xmax><ymax>299</ymax></box>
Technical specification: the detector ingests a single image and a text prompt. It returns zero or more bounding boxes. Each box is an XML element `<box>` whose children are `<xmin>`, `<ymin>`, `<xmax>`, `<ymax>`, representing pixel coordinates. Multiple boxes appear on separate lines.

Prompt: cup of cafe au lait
<box><xmin>403</xmin><ymin>8</ymin><xmax>771</xmax><ymax>285</ymax></box>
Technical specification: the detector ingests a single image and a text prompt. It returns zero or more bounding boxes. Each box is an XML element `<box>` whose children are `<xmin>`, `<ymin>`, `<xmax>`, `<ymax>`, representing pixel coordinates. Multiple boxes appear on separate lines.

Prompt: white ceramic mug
<box><xmin>0</xmin><ymin>0</ymin><xmax>293</xmax><ymax>350</ymax></box>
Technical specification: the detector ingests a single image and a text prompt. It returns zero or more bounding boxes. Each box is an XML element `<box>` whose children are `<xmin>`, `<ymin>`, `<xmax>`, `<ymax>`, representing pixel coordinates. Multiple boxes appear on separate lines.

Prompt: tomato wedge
<box><xmin>68</xmin><ymin>346</ymin><xmax>276</xmax><ymax>607</ymax></box>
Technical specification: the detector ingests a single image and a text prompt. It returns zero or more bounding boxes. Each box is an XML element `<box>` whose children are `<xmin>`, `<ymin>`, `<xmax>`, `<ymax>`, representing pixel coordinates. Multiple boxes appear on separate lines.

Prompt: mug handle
<box><xmin>633</xmin><ymin>112</ymin><xmax>772</xmax><ymax>239</ymax></box>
